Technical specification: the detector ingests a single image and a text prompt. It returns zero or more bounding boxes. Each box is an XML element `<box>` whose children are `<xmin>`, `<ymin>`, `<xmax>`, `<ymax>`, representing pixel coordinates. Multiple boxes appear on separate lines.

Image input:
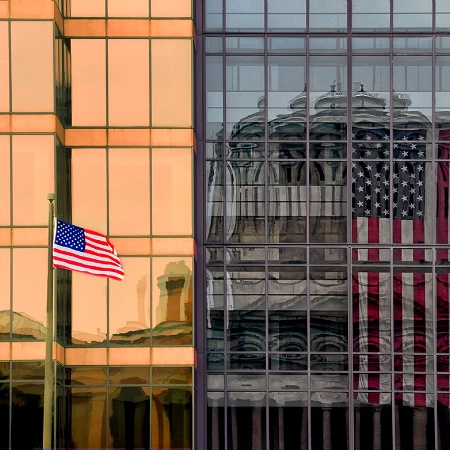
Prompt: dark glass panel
<box><xmin>269</xmin><ymin>161</ymin><xmax>307</xmax><ymax>243</ymax></box>
<box><xmin>206</xmin><ymin>56</ymin><xmax>223</xmax><ymax>140</ymax></box>
<box><xmin>309</xmin><ymin>162</ymin><xmax>347</xmax><ymax>243</ymax></box>
<box><xmin>269</xmin><ymin>391</ymin><xmax>308</xmax><ymax>450</ymax></box>
<box><xmin>268</xmin><ymin>247</ymin><xmax>306</xmax><ymax>264</ymax></box>
<box><xmin>310</xmin><ymin>354</ymin><xmax>348</xmax><ymax>371</ymax></box>
<box><xmin>436</xmin><ymin>270</ymin><xmax>450</xmax><ymax>354</ymax></box>
<box><xmin>151</xmin><ymin>386</ymin><xmax>192</xmax><ymax>449</ymax></box>
<box><xmin>68</xmin><ymin>366</ymin><xmax>107</xmax><ymax>386</ymax></box>
<box><xmin>437</xmin><ymin>0</ymin><xmax>450</xmax><ymax>31</ymax></box>
<box><xmin>310</xmin><ymin>247</ymin><xmax>346</xmax><ymax>264</ymax></box>
<box><xmin>207</xmin><ymin>393</ymin><xmax>225</xmax><ymax>450</ymax></box>
<box><xmin>109</xmin><ymin>386</ymin><xmax>150</xmax><ymax>449</ymax></box>
<box><xmin>268</xmin><ymin>373</ymin><xmax>307</xmax><ymax>390</ymax></box>
<box><xmin>70</xmin><ymin>387</ymin><xmax>107</xmax><ymax>448</ymax></box>
<box><xmin>226</xmin><ymin>56</ymin><xmax>264</xmax><ymax>140</ymax></box>
<box><xmin>11</xmin><ymin>382</ymin><xmax>44</xmax><ymax>449</ymax></box>
<box><xmin>227</xmin><ymin>392</ymin><xmax>266</xmax><ymax>450</ymax></box>
<box><xmin>226</xmin><ymin>247</ymin><xmax>265</xmax><ymax>264</ymax></box>
<box><xmin>310</xmin><ymin>267</ymin><xmax>348</xmax><ymax>352</ymax></box>
<box><xmin>436</xmin><ymin>56</ymin><xmax>450</xmax><ymax>141</ymax></box>
<box><xmin>205</xmin><ymin>0</ymin><xmax>222</xmax><ymax>31</ymax></box>
<box><xmin>206</xmin><ymin>161</ymin><xmax>224</xmax><ymax>243</ymax></box>
<box><xmin>269</xmin><ymin>353</ymin><xmax>307</xmax><ymax>371</ymax></box>
<box><xmin>394</xmin><ymin>404</ymin><xmax>435</xmax><ymax>449</ymax></box>
<box><xmin>226</xmin><ymin>162</ymin><xmax>265</xmax><ymax>243</ymax></box>
<box><xmin>208</xmin><ymin>353</ymin><xmax>225</xmax><ymax>371</ymax></box>
<box><xmin>268</xmin><ymin>56</ymin><xmax>306</xmax><ymax>140</ymax></box>
<box><xmin>207</xmin><ymin>269</ymin><xmax>224</xmax><ymax>351</ymax></box>
<box><xmin>0</xmin><ymin>382</ymin><xmax>9</xmax><ymax>449</ymax></box>
<box><xmin>228</xmin><ymin>353</ymin><xmax>266</xmax><ymax>371</ymax></box>
<box><xmin>311</xmin><ymin>393</ymin><xmax>348</xmax><ymax>450</ymax></box>
<box><xmin>226</xmin><ymin>37</ymin><xmax>264</xmax><ymax>54</ymax></box>
<box><xmin>354</xmin><ymin>400</ymin><xmax>393</xmax><ymax>450</ymax></box>
<box><xmin>152</xmin><ymin>367</ymin><xmax>192</xmax><ymax>385</ymax></box>
<box><xmin>310</xmin><ymin>141</ymin><xmax>346</xmax><ymax>159</ymax></box>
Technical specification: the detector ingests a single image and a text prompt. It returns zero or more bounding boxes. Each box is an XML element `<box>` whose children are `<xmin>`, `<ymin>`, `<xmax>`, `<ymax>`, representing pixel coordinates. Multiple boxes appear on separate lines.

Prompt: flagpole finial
<box><xmin>47</xmin><ymin>193</ymin><xmax>55</xmax><ymax>201</ymax></box>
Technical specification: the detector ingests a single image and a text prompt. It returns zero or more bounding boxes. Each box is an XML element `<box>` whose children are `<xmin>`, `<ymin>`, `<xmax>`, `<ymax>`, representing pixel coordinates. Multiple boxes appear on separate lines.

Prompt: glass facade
<box><xmin>198</xmin><ymin>1</ymin><xmax>450</xmax><ymax>449</ymax></box>
<box><xmin>0</xmin><ymin>0</ymin><xmax>194</xmax><ymax>448</ymax></box>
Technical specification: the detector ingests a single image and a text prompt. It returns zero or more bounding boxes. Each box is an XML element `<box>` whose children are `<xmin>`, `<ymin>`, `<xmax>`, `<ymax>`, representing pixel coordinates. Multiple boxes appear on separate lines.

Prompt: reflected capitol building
<box><xmin>205</xmin><ymin>80</ymin><xmax>450</xmax><ymax>449</ymax></box>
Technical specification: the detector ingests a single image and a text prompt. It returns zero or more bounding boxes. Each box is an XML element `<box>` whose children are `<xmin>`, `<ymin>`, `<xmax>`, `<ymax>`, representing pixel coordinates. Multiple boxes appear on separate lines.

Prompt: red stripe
<box><xmin>54</xmin><ymin>247</ymin><xmax>122</xmax><ymax>269</ymax></box>
<box><xmin>367</xmin><ymin>218</ymin><xmax>379</xmax><ymax>261</ymax></box>
<box><xmin>53</xmin><ymin>255</ymin><xmax>124</xmax><ymax>276</ymax></box>
<box><xmin>54</xmin><ymin>262</ymin><xmax>123</xmax><ymax>280</ymax></box>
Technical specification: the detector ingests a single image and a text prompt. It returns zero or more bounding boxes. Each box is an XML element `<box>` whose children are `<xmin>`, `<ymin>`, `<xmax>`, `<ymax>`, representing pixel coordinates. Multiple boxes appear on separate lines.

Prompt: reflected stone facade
<box><xmin>200</xmin><ymin>13</ymin><xmax>450</xmax><ymax>446</ymax></box>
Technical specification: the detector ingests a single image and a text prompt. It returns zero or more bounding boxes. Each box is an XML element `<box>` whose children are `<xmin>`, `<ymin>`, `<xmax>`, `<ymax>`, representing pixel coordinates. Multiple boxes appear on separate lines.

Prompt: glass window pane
<box><xmin>393</xmin><ymin>0</ymin><xmax>432</xmax><ymax>31</ymax></box>
<box><xmin>11</xmin><ymin>383</ymin><xmax>44</xmax><ymax>448</ymax></box>
<box><xmin>226</xmin><ymin>0</ymin><xmax>264</xmax><ymax>31</ymax></box>
<box><xmin>151</xmin><ymin>0</ymin><xmax>191</xmax><ymax>17</ymax></box>
<box><xmin>12</xmin><ymin>135</ymin><xmax>54</xmax><ymax>226</ymax></box>
<box><xmin>70</xmin><ymin>387</ymin><xmax>107</xmax><ymax>448</ymax></box>
<box><xmin>226</xmin><ymin>162</ymin><xmax>265</xmax><ymax>243</ymax></box>
<box><xmin>152</xmin><ymin>386</ymin><xmax>192</xmax><ymax>449</ymax></box>
<box><xmin>151</xmin><ymin>147</ymin><xmax>192</xmax><ymax>236</ymax></box>
<box><xmin>109</xmin><ymin>257</ymin><xmax>150</xmax><ymax>345</ymax></box>
<box><xmin>206</xmin><ymin>56</ymin><xmax>223</xmax><ymax>140</ymax></box>
<box><xmin>71</xmin><ymin>0</ymin><xmax>105</xmax><ymax>17</ymax></box>
<box><xmin>108</xmin><ymin>0</ymin><xmax>149</xmax><ymax>16</ymax></box>
<box><xmin>71</xmin><ymin>39</ymin><xmax>106</xmax><ymax>126</ymax></box>
<box><xmin>0</xmin><ymin>136</ymin><xmax>10</xmax><ymax>225</ymax></box>
<box><xmin>354</xmin><ymin>402</ymin><xmax>392</xmax><ymax>450</ymax></box>
<box><xmin>0</xmin><ymin>380</ymin><xmax>8</xmax><ymax>449</ymax></box>
<box><xmin>72</xmin><ymin>273</ymin><xmax>107</xmax><ymax>345</ymax></box>
<box><xmin>0</xmin><ymin>249</ymin><xmax>10</xmax><ymax>340</ymax></box>
<box><xmin>151</xmin><ymin>257</ymin><xmax>193</xmax><ymax>346</ymax></box>
<box><xmin>352</xmin><ymin>0</ymin><xmax>390</xmax><ymax>31</ymax></box>
<box><xmin>437</xmin><ymin>0</ymin><xmax>450</xmax><ymax>31</ymax></box>
<box><xmin>206</xmin><ymin>268</ymin><xmax>224</xmax><ymax>351</ymax></box>
<box><xmin>109</xmin><ymin>148</ymin><xmax>150</xmax><ymax>235</ymax></box>
<box><xmin>267</xmin><ymin>0</ymin><xmax>306</xmax><ymax>32</ymax></box>
<box><xmin>152</xmin><ymin>366</ymin><xmax>192</xmax><ymax>384</ymax></box>
<box><xmin>0</xmin><ymin>22</ymin><xmax>9</xmax><ymax>112</ymax></box>
<box><xmin>226</xmin><ymin>55</ymin><xmax>264</xmax><ymax>139</ymax></box>
<box><xmin>151</xmin><ymin>39</ymin><xmax>192</xmax><ymax>127</ymax></box>
<box><xmin>205</xmin><ymin>0</ymin><xmax>222</xmax><ymax>31</ymax></box>
<box><xmin>436</xmin><ymin>56</ymin><xmax>450</xmax><ymax>141</ymax></box>
<box><xmin>109</xmin><ymin>385</ymin><xmax>150</xmax><ymax>448</ymax></box>
<box><xmin>11</xmin><ymin>21</ymin><xmax>53</xmax><ymax>112</ymax></box>
<box><xmin>206</xmin><ymin>161</ymin><xmax>224</xmax><ymax>243</ymax></box>
<box><xmin>12</xmin><ymin>248</ymin><xmax>47</xmax><ymax>340</ymax></box>
<box><xmin>309</xmin><ymin>0</ymin><xmax>347</xmax><ymax>32</ymax></box>
<box><xmin>108</xmin><ymin>39</ymin><xmax>149</xmax><ymax>126</ymax></box>
<box><xmin>72</xmin><ymin>149</ymin><xmax>107</xmax><ymax>232</ymax></box>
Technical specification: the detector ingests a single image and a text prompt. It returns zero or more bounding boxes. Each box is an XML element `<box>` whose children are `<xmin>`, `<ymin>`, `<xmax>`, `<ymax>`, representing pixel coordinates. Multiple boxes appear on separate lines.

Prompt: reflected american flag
<box><xmin>352</xmin><ymin>127</ymin><xmax>433</xmax><ymax>407</ymax></box>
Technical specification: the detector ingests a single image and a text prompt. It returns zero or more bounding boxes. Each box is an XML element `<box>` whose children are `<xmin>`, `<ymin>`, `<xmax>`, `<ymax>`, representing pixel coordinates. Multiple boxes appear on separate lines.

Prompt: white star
<box><xmin>402</xmin><ymin>195</ymin><xmax>408</xmax><ymax>202</ymax></box>
<box><xmin>393</xmin><ymin>202</ymin><xmax>397</xmax><ymax>209</ymax></box>
<box><xmin>383</xmin><ymin>209</ymin><xmax>389</xmax><ymax>216</ymax></box>
<box><xmin>393</xmin><ymin>187</ymin><xmax>398</xmax><ymax>193</ymax></box>
<box><xmin>375</xmin><ymin>187</ymin><xmax>381</xmax><ymax>193</ymax></box>
<box><xmin>417</xmin><ymin>151</ymin><xmax>425</xmax><ymax>157</ymax></box>
<box><xmin>417</xmin><ymin>180</ymin><xmax>423</xmax><ymax>187</ymax></box>
<box><xmin>358</xmin><ymin>171</ymin><xmax>364</xmax><ymax>177</ymax></box>
<box><xmin>409</xmin><ymin>203</ymin><xmax>415</xmax><ymax>209</ymax></box>
<box><xmin>418</xmin><ymin>165</ymin><xmax>424</xmax><ymax>171</ymax></box>
<box><xmin>375</xmin><ymin>202</ymin><xmax>380</xmax><ymax>208</ymax></box>
<box><xmin>365</xmin><ymin>135</ymin><xmax>372</xmax><ymax>141</ymax></box>
<box><xmin>375</xmin><ymin>173</ymin><xmax>381</xmax><ymax>178</ymax></box>
<box><xmin>358</xmin><ymin>201</ymin><xmax>364</xmax><ymax>207</ymax></box>
<box><xmin>383</xmin><ymin>180</ymin><xmax>389</xmax><ymax>186</ymax></box>
<box><xmin>402</xmin><ymin>180</ymin><xmax>408</xmax><ymax>187</ymax></box>
<box><xmin>358</xmin><ymin>186</ymin><xmax>364</xmax><ymax>192</ymax></box>
<box><xmin>401</xmin><ymin>165</ymin><xmax>408</xmax><ymax>172</ymax></box>
<box><xmin>383</xmin><ymin>194</ymin><xmax>389</xmax><ymax>201</ymax></box>
<box><xmin>365</xmin><ymin>194</ymin><xmax>371</xmax><ymax>200</ymax></box>
<box><xmin>365</xmin><ymin>180</ymin><xmax>372</xmax><ymax>185</ymax></box>
<box><xmin>375</xmin><ymin>143</ymin><xmax>382</xmax><ymax>148</ymax></box>
<box><xmin>365</xmin><ymin>209</ymin><xmax>371</xmax><ymax>215</ymax></box>
<box><xmin>418</xmin><ymin>135</ymin><xmax>424</xmax><ymax>141</ymax></box>
<box><xmin>366</xmin><ymin>150</ymin><xmax>372</xmax><ymax>156</ymax></box>
<box><xmin>366</xmin><ymin>165</ymin><xmax>372</xmax><ymax>171</ymax></box>
<box><xmin>411</xmin><ymin>143</ymin><xmax>417</xmax><ymax>149</ymax></box>
<box><xmin>402</xmin><ymin>136</ymin><xmax>408</xmax><ymax>141</ymax></box>
<box><xmin>417</xmin><ymin>195</ymin><xmax>423</xmax><ymax>201</ymax></box>
<box><xmin>417</xmin><ymin>211</ymin><xmax>423</xmax><ymax>216</ymax></box>
<box><xmin>384</xmin><ymin>135</ymin><xmax>389</xmax><ymax>140</ymax></box>
<box><xmin>402</xmin><ymin>210</ymin><xmax>408</xmax><ymax>216</ymax></box>
<box><xmin>402</xmin><ymin>151</ymin><xmax>409</xmax><ymax>157</ymax></box>
<box><xmin>393</xmin><ymin>143</ymin><xmax>399</xmax><ymax>149</ymax></box>
<box><xmin>410</xmin><ymin>173</ymin><xmax>416</xmax><ymax>179</ymax></box>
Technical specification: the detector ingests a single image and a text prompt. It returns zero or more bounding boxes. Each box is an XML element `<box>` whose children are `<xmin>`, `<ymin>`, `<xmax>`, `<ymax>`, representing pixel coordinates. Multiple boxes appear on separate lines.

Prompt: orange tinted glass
<box><xmin>0</xmin><ymin>135</ymin><xmax>10</xmax><ymax>225</ymax></box>
<box><xmin>151</xmin><ymin>0</ymin><xmax>192</xmax><ymax>17</ymax></box>
<box><xmin>0</xmin><ymin>21</ymin><xmax>9</xmax><ymax>112</ymax></box>
<box><xmin>0</xmin><ymin>249</ymin><xmax>10</xmax><ymax>313</ymax></box>
<box><xmin>108</xmin><ymin>0</ymin><xmax>149</xmax><ymax>17</ymax></box>
<box><xmin>71</xmin><ymin>39</ymin><xmax>106</xmax><ymax>126</ymax></box>
<box><xmin>71</xmin><ymin>0</ymin><xmax>106</xmax><ymax>17</ymax></box>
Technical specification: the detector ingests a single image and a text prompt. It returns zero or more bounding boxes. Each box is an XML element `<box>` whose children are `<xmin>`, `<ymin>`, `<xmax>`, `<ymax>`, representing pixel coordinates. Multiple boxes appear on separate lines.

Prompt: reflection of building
<box><xmin>202</xmin><ymin>23</ymin><xmax>450</xmax><ymax>448</ymax></box>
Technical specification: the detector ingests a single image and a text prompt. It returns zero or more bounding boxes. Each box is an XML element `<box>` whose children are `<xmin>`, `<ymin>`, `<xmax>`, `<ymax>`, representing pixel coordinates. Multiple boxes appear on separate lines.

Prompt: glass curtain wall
<box><xmin>200</xmin><ymin>1</ymin><xmax>450</xmax><ymax>448</ymax></box>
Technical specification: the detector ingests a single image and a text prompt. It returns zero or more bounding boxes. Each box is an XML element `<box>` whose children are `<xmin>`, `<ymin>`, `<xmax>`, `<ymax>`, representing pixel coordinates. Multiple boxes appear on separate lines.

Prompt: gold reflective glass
<box><xmin>72</xmin><ymin>272</ymin><xmax>107</xmax><ymax>345</ymax></box>
<box><xmin>71</xmin><ymin>387</ymin><xmax>107</xmax><ymax>448</ymax></box>
<box><xmin>151</xmin><ymin>39</ymin><xmax>192</xmax><ymax>127</ymax></box>
<box><xmin>108</xmin><ymin>0</ymin><xmax>149</xmax><ymax>17</ymax></box>
<box><xmin>11</xmin><ymin>21</ymin><xmax>53</xmax><ymax>112</ymax></box>
<box><xmin>108</xmin><ymin>39</ymin><xmax>149</xmax><ymax>126</ymax></box>
<box><xmin>151</xmin><ymin>257</ymin><xmax>193</xmax><ymax>345</ymax></box>
<box><xmin>151</xmin><ymin>147</ymin><xmax>192</xmax><ymax>236</ymax></box>
<box><xmin>151</xmin><ymin>0</ymin><xmax>192</xmax><ymax>17</ymax></box>
<box><xmin>0</xmin><ymin>249</ymin><xmax>10</xmax><ymax>340</ymax></box>
<box><xmin>0</xmin><ymin>21</ymin><xmax>9</xmax><ymax>112</ymax></box>
<box><xmin>108</xmin><ymin>148</ymin><xmax>150</xmax><ymax>235</ymax></box>
<box><xmin>109</xmin><ymin>257</ymin><xmax>150</xmax><ymax>345</ymax></box>
<box><xmin>71</xmin><ymin>39</ymin><xmax>106</xmax><ymax>126</ymax></box>
<box><xmin>0</xmin><ymin>136</ymin><xmax>10</xmax><ymax>225</ymax></box>
<box><xmin>12</xmin><ymin>135</ymin><xmax>54</xmax><ymax>226</ymax></box>
<box><xmin>71</xmin><ymin>0</ymin><xmax>106</xmax><ymax>17</ymax></box>
<box><xmin>72</xmin><ymin>149</ymin><xmax>107</xmax><ymax>232</ymax></box>
<box><xmin>12</xmin><ymin>248</ymin><xmax>47</xmax><ymax>340</ymax></box>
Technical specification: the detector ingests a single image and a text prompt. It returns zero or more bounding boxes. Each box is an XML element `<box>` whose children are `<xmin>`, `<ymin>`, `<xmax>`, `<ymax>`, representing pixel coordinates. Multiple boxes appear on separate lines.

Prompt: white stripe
<box><xmin>357</xmin><ymin>218</ymin><xmax>368</xmax><ymax>261</ymax></box>
<box><xmin>358</xmin><ymin>271</ymin><xmax>369</xmax><ymax>353</ymax></box>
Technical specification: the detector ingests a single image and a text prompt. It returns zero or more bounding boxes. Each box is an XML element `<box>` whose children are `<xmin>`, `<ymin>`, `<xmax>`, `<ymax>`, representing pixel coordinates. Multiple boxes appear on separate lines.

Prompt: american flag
<box><xmin>352</xmin><ymin>129</ymin><xmax>433</xmax><ymax>407</ymax></box>
<box><xmin>53</xmin><ymin>219</ymin><xmax>124</xmax><ymax>281</ymax></box>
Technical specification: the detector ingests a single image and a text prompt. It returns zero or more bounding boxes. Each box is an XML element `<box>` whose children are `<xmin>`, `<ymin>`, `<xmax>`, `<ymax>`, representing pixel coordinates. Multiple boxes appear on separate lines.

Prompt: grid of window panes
<box><xmin>201</xmin><ymin>2</ymin><xmax>450</xmax><ymax>448</ymax></box>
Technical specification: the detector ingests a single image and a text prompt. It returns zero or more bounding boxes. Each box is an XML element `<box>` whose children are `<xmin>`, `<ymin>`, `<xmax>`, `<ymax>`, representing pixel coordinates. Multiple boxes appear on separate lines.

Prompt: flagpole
<box><xmin>43</xmin><ymin>193</ymin><xmax>55</xmax><ymax>449</ymax></box>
